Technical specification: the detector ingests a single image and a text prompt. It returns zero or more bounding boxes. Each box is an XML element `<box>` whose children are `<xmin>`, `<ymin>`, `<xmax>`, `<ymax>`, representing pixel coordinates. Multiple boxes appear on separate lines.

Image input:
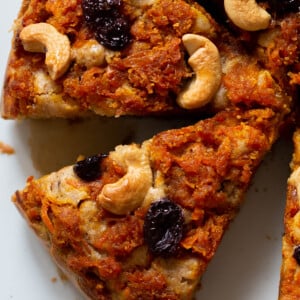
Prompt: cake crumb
<box><xmin>57</xmin><ymin>267</ymin><xmax>69</xmax><ymax>282</ymax></box>
<box><xmin>0</xmin><ymin>141</ymin><xmax>15</xmax><ymax>154</ymax></box>
<box><xmin>51</xmin><ymin>277</ymin><xmax>57</xmax><ymax>283</ymax></box>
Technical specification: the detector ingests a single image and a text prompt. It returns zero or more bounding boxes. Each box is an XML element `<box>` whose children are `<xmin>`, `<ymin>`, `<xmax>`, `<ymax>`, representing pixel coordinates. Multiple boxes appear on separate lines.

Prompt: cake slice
<box><xmin>14</xmin><ymin>106</ymin><xmax>290</xmax><ymax>300</ymax></box>
<box><xmin>279</xmin><ymin>121</ymin><xmax>300</xmax><ymax>299</ymax></box>
<box><xmin>1</xmin><ymin>0</ymin><xmax>220</xmax><ymax>118</ymax></box>
<box><xmin>2</xmin><ymin>0</ymin><xmax>298</xmax><ymax>119</ymax></box>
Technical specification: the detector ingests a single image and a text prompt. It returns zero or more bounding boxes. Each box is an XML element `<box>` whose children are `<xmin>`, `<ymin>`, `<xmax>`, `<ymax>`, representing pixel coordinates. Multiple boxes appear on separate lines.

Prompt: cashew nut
<box><xmin>20</xmin><ymin>23</ymin><xmax>71</xmax><ymax>80</ymax></box>
<box><xmin>97</xmin><ymin>144</ymin><xmax>152</xmax><ymax>215</ymax></box>
<box><xmin>71</xmin><ymin>39</ymin><xmax>105</xmax><ymax>68</ymax></box>
<box><xmin>224</xmin><ymin>0</ymin><xmax>271</xmax><ymax>31</ymax></box>
<box><xmin>191</xmin><ymin>8</ymin><xmax>215</xmax><ymax>34</ymax></box>
<box><xmin>177</xmin><ymin>34</ymin><xmax>222</xmax><ymax>109</ymax></box>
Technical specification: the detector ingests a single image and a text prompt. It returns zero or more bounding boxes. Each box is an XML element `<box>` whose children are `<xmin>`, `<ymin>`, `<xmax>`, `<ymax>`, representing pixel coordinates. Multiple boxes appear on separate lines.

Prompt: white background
<box><xmin>0</xmin><ymin>1</ymin><xmax>293</xmax><ymax>299</ymax></box>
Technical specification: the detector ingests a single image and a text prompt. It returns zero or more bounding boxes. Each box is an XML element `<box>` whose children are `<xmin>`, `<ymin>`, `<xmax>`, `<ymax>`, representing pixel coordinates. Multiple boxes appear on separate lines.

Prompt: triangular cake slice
<box><xmin>13</xmin><ymin>104</ymin><xmax>290</xmax><ymax>299</ymax></box>
<box><xmin>279</xmin><ymin>123</ymin><xmax>300</xmax><ymax>299</ymax></box>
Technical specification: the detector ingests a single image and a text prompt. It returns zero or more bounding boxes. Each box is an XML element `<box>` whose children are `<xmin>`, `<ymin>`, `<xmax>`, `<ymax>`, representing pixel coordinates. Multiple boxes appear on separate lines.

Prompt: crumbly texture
<box><xmin>200</xmin><ymin>1</ymin><xmax>300</xmax><ymax>86</ymax></box>
<box><xmin>14</xmin><ymin>107</ymin><xmax>287</xmax><ymax>300</ymax></box>
<box><xmin>279</xmin><ymin>128</ymin><xmax>300</xmax><ymax>300</ymax></box>
<box><xmin>255</xmin><ymin>12</ymin><xmax>300</xmax><ymax>86</ymax></box>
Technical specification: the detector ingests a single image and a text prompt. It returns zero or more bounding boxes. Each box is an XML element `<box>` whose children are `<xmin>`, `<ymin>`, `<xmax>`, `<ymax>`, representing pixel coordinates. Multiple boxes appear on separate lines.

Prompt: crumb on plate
<box><xmin>0</xmin><ymin>141</ymin><xmax>15</xmax><ymax>154</ymax></box>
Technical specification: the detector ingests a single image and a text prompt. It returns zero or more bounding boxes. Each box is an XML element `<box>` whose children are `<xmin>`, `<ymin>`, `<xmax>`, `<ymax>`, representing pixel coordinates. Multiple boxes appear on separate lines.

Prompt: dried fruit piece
<box><xmin>73</xmin><ymin>154</ymin><xmax>107</xmax><ymax>181</ymax></box>
<box><xmin>95</xmin><ymin>15</ymin><xmax>131</xmax><ymax>50</ymax></box>
<box><xmin>143</xmin><ymin>198</ymin><xmax>184</xmax><ymax>256</ymax></box>
<box><xmin>267</xmin><ymin>0</ymin><xmax>300</xmax><ymax>15</ymax></box>
<box><xmin>82</xmin><ymin>0</ymin><xmax>121</xmax><ymax>23</ymax></box>
<box><xmin>82</xmin><ymin>0</ymin><xmax>131</xmax><ymax>50</ymax></box>
<box><xmin>293</xmin><ymin>245</ymin><xmax>300</xmax><ymax>265</ymax></box>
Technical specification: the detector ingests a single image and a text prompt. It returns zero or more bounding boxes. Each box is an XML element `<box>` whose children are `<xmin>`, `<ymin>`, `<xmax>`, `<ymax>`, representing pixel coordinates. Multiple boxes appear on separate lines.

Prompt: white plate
<box><xmin>0</xmin><ymin>1</ymin><xmax>293</xmax><ymax>299</ymax></box>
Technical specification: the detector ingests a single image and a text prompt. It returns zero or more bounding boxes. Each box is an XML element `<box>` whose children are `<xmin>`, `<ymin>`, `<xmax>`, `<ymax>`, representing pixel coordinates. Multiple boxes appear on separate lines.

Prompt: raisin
<box><xmin>199</xmin><ymin>0</ymin><xmax>228</xmax><ymax>25</ymax></box>
<box><xmin>267</xmin><ymin>0</ymin><xmax>300</xmax><ymax>15</ymax></box>
<box><xmin>82</xmin><ymin>0</ymin><xmax>132</xmax><ymax>50</ymax></box>
<box><xmin>82</xmin><ymin>0</ymin><xmax>121</xmax><ymax>23</ymax></box>
<box><xmin>73</xmin><ymin>154</ymin><xmax>107</xmax><ymax>182</ymax></box>
<box><xmin>293</xmin><ymin>245</ymin><xmax>300</xmax><ymax>265</ymax></box>
<box><xmin>94</xmin><ymin>15</ymin><xmax>131</xmax><ymax>51</ymax></box>
<box><xmin>143</xmin><ymin>198</ymin><xmax>184</xmax><ymax>256</ymax></box>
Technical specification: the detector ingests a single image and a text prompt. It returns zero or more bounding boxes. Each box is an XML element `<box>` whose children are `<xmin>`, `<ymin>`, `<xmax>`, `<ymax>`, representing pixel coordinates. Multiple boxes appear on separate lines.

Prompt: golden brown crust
<box><xmin>256</xmin><ymin>13</ymin><xmax>300</xmax><ymax>87</ymax></box>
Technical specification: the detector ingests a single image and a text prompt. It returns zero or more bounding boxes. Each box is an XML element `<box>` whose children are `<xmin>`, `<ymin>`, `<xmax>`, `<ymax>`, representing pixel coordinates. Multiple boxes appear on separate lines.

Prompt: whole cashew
<box><xmin>177</xmin><ymin>34</ymin><xmax>222</xmax><ymax>109</ymax></box>
<box><xmin>224</xmin><ymin>0</ymin><xmax>271</xmax><ymax>31</ymax></box>
<box><xmin>20</xmin><ymin>23</ymin><xmax>71</xmax><ymax>80</ymax></box>
<box><xmin>97</xmin><ymin>144</ymin><xmax>152</xmax><ymax>215</ymax></box>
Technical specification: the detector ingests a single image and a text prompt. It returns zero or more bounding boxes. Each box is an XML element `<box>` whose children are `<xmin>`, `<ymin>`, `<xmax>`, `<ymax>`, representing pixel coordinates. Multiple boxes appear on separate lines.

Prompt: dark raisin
<box><xmin>82</xmin><ymin>0</ymin><xmax>132</xmax><ymax>50</ymax></box>
<box><xmin>82</xmin><ymin>0</ymin><xmax>121</xmax><ymax>23</ymax></box>
<box><xmin>293</xmin><ymin>245</ymin><xmax>300</xmax><ymax>265</ymax></box>
<box><xmin>73</xmin><ymin>154</ymin><xmax>107</xmax><ymax>182</ymax></box>
<box><xmin>267</xmin><ymin>0</ymin><xmax>300</xmax><ymax>15</ymax></box>
<box><xmin>143</xmin><ymin>198</ymin><xmax>184</xmax><ymax>256</ymax></box>
<box><xmin>198</xmin><ymin>0</ymin><xmax>228</xmax><ymax>25</ymax></box>
<box><xmin>94</xmin><ymin>15</ymin><xmax>131</xmax><ymax>51</ymax></box>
